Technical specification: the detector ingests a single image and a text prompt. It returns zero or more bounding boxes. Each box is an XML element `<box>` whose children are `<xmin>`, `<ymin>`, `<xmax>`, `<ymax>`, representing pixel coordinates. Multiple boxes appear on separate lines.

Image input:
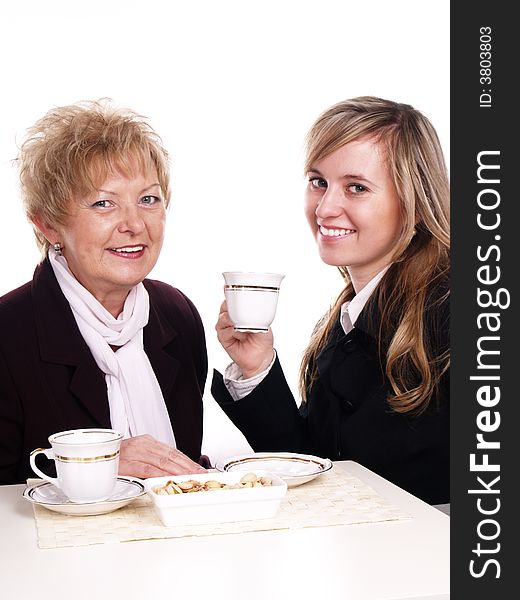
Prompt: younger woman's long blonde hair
<box><xmin>299</xmin><ymin>97</ymin><xmax>450</xmax><ymax>414</ymax></box>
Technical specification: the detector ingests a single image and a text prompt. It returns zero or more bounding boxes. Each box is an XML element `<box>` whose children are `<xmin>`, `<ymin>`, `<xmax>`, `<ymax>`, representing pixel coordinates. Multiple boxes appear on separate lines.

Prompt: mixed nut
<box><xmin>153</xmin><ymin>472</ymin><xmax>273</xmax><ymax>495</ymax></box>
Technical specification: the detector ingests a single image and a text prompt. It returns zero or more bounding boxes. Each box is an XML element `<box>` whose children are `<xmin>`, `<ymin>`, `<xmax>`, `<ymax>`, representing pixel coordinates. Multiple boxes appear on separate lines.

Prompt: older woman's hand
<box><xmin>119</xmin><ymin>435</ymin><xmax>207</xmax><ymax>478</ymax></box>
<box><xmin>216</xmin><ymin>300</ymin><xmax>275</xmax><ymax>378</ymax></box>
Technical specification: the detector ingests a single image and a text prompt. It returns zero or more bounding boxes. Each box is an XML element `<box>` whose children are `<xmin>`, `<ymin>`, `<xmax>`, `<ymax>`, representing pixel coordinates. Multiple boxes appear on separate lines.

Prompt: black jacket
<box><xmin>212</xmin><ymin>289</ymin><xmax>449</xmax><ymax>505</ymax></box>
<box><xmin>0</xmin><ymin>259</ymin><xmax>207</xmax><ymax>484</ymax></box>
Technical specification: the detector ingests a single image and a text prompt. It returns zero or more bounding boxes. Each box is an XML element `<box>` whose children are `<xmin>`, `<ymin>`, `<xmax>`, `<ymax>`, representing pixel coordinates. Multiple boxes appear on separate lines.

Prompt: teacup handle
<box><xmin>29</xmin><ymin>448</ymin><xmax>58</xmax><ymax>486</ymax></box>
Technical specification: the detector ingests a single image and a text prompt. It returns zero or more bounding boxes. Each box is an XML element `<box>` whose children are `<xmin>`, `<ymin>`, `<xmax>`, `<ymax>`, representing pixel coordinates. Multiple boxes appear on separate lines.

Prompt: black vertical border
<box><xmin>451</xmin><ymin>2</ymin><xmax>517</xmax><ymax>598</ymax></box>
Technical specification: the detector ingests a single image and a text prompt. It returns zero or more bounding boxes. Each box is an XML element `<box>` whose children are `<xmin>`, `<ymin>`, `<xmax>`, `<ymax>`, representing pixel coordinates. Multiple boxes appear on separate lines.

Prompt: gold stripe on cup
<box><xmin>224</xmin><ymin>285</ymin><xmax>280</xmax><ymax>292</ymax></box>
<box><xmin>55</xmin><ymin>451</ymin><xmax>120</xmax><ymax>463</ymax></box>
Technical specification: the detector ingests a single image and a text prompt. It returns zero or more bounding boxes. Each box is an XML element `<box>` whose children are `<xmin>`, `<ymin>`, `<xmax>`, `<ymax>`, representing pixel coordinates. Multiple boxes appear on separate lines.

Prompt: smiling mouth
<box><xmin>107</xmin><ymin>245</ymin><xmax>145</xmax><ymax>256</ymax></box>
<box><xmin>319</xmin><ymin>226</ymin><xmax>356</xmax><ymax>238</ymax></box>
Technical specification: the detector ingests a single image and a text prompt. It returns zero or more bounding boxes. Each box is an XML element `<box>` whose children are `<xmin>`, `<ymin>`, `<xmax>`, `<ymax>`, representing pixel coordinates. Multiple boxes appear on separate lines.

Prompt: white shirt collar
<box><xmin>340</xmin><ymin>267</ymin><xmax>390</xmax><ymax>335</ymax></box>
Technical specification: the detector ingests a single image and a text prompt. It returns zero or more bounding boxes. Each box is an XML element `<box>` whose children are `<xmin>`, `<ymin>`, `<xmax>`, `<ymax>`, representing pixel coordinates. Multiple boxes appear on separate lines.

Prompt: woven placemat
<box><xmin>30</xmin><ymin>467</ymin><xmax>410</xmax><ymax>549</ymax></box>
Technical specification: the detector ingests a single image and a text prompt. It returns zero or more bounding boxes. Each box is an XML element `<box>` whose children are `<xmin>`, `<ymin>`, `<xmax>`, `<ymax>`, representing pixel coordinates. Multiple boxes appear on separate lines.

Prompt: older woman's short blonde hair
<box><xmin>18</xmin><ymin>99</ymin><xmax>171</xmax><ymax>256</ymax></box>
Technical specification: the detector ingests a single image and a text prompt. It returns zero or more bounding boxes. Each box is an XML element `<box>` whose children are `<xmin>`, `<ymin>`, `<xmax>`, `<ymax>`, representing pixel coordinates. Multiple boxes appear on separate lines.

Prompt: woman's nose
<box><xmin>315</xmin><ymin>186</ymin><xmax>343</xmax><ymax>220</ymax></box>
<box><xmin>118</xmin><ymin>205</ymin><xmax>145</xmax><ymax>234</ymax></box>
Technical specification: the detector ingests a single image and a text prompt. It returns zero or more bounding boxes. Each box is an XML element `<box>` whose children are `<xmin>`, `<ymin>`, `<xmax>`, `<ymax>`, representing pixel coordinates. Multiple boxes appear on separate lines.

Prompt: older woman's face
<box><xmin>55</xmin><ymin>164</ymin><xmax>166</xmax><ymax>313</ymax></box>
<box><xmin>304</xmin><ymin>138</ymin><xmax>402</xmax><ymax>291</ymax></box>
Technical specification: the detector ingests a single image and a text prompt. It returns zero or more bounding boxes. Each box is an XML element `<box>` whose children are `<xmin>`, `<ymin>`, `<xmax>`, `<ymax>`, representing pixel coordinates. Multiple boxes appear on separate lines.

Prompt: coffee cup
<box><xmin>223</xmin><ymin>271</ymin><xmax>285</xmax><ymax>332</ymax></box>
<box><xmin>29</xmin><ymin>428</ymin><xmax>123</xmax><ymax>503</ymax></box>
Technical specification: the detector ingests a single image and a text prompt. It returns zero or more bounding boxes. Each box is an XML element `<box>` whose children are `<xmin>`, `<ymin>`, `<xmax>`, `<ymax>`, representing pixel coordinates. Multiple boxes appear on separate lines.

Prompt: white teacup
<box><xmin>223</xmin><ymin>271</ymin><xmax>285</xmax><ymax>332</ymax></box>
<box><xmin>29</xmin><ymin>428</ymin><xmax>123</xmax><ymax>503</ymax></box>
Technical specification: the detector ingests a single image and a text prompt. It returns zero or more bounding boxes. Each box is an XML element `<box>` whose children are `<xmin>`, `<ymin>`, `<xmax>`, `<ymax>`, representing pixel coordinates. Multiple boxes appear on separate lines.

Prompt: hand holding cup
<box><xmin>217</xmin><ymin>272</ymin><xmax>283</xmax><ymax>378</ymax></box>
<box><xmin>215</xmin><ymin>300</ymin><xmax>275</xmax><ymax>379</ymax></box>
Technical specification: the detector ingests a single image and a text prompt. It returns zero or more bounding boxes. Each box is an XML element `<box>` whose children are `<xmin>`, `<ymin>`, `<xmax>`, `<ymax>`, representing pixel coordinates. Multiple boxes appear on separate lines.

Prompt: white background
<box><xmin>0</xmin><ymin>0</ymin><xmax>449</xmax><ymax>463</ymax></box>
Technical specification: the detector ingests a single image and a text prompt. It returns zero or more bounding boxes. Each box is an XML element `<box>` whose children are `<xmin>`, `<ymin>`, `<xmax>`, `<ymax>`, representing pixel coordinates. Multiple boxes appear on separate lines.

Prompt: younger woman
<box><xmin>212</xmin><ymin>97</ymin><xmax>450</xmax><ymax>504</ymax></box>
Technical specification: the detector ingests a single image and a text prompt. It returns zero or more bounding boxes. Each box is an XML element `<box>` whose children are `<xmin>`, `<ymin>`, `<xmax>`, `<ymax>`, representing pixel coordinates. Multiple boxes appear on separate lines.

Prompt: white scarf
<box><xmin>48</xmin><ymin>248</ymin><xmax>176</xmax><ymax>447</ymax></box>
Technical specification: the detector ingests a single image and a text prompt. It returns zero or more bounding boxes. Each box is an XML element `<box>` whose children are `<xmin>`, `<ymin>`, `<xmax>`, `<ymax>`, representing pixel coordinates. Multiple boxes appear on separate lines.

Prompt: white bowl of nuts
<box><xmin>144</xmin><ymin>470</ymin><xmax>287</xmax><ymax>527</ymax></box>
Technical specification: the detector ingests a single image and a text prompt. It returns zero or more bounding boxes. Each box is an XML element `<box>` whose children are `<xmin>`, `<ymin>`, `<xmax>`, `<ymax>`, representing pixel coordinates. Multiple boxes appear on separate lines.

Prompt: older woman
<box><xmin>213</xmin><ymin>97</ymin><xmax>450</xmax><ymax>505</ymax></box>
<box><xmin>0</xmin><ymin>100</ymin><xmax>207</xmax><ymax>485</ymax></box>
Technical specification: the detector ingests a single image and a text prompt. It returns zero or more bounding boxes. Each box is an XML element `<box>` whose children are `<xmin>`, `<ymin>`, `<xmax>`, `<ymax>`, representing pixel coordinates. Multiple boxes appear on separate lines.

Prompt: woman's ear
<box><xmin>32</xmin><ymin>214</ymin><xmax>59</xmax><ymax>245</ymax></box>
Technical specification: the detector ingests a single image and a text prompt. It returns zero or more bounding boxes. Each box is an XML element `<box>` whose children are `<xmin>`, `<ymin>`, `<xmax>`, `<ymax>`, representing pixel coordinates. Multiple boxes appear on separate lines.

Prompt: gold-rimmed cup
<box><xmin>29</xmin><ymin>428</ymin><xmax>123</xmax><ymax>503</ymax></box>
<box><xmin>223</xmin><ymin>271</ymin><xmax>285</xmax><ymax>333</ymax></box>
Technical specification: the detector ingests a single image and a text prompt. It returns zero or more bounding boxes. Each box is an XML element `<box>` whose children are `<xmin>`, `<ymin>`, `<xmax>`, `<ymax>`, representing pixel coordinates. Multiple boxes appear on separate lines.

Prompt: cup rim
<box><xmin>222</xmin><ymin>271</ymin><xmax>285</xmax><ymax>278</ymax></box>
<box><xmin>49</xmin><ymin>428</ymin><xmax>124</xmax><ymax>445</ymax></box>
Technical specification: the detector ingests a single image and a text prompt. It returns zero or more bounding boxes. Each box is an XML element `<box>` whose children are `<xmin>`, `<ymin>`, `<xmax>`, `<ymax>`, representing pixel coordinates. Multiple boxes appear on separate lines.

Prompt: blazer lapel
<box><xmin>143</xmin><ymin>288</ymin><xmax>180</xmax><ymax>410</ymax></box>
<box><xmin>32</xmin><ymin>260</ymin><xmax>111</xmax><ymax>426</ymax></box>
<box><xmin>32</xmin><ymin>262</ymin><xmax>180</xmax><ymax>431</ymax></box>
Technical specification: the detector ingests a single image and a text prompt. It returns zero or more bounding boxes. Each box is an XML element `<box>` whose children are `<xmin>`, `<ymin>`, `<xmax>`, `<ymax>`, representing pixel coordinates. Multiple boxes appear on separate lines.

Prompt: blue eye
<box><xmin>348</xmin><ymin>184</ymin><xmax>367</xmax><ymax>193</ymax></box>
<box><xmin>140</xmin><ymin>195</ymin><xmax>161</xmax><ymax>205</ymax></box>
<box><xmin>91</xmin><ymin>200</ymin><xmax>112</xmax><ymax>208</ymax></box>
<box><xmin>309</xmin><ymin>177</ymin><xmax>327</xmax><ymax>189</ymax></box>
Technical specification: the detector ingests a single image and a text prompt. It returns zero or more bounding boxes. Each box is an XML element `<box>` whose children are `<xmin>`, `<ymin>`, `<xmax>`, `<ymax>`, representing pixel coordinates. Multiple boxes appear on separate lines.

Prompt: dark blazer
<box><xmin>0</xmin><ymin>259</ymin><xmax>207</xmax><ymax>485</ymax></box>
<box><xmin>212</xmin><ymin>288</ymin><xmax>449</xmax><ymax>505</ymax></box>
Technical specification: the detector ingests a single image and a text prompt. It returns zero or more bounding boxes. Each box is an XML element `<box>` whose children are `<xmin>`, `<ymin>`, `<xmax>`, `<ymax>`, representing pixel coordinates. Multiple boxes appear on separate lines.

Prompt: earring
<box><xmin>53</xmin><ymin>242</ymin><xmax>63</xmax><ymax>255</ymax></box>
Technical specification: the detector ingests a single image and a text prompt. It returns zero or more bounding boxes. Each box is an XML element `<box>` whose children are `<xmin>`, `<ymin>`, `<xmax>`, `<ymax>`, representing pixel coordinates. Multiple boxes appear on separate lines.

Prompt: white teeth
<box><xmin>111</xmin><ymin>246</ymin><xmax>144</xmax><ymax>253</ymax></box>
<box><xmin>319</xmin><ymin>226</ymin><xmax>355</xmax><ymax>237</ymax></box>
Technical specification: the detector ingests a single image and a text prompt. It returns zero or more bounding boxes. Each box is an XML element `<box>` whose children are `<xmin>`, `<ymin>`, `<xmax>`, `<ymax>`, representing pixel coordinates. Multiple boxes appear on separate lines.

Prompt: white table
<box><xmin>0</xmin><ymin>461</ymin><xmax>449</xmax><ymax>600</ymax></box>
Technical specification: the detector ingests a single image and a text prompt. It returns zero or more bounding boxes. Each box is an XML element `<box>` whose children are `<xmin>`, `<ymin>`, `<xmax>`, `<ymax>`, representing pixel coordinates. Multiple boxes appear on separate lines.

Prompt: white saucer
<box><xmin>23</xmin><ymin>476</ymin><xmax>146</xmax><ymax>516</ymax></box>
<box><xmin>216</xmin><ymin>452</ymin><xmax>333</xmax><ymax>488</ymax></box>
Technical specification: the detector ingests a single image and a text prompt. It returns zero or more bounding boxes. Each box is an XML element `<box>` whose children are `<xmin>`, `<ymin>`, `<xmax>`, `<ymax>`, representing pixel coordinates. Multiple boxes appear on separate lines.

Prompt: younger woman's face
<box><xmin>304</xmin><ymin>137</ymin><xmax>402</xmax><ymax>290</ymax></box>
